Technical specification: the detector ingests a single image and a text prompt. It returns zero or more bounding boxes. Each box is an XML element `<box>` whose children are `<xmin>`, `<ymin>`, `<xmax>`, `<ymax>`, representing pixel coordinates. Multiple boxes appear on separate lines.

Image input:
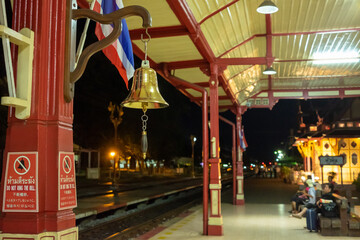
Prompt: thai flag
<box><xmin>92</xmin><ymin>0</ymin><xmax>135</xmax><ymax>88</ymax></box>
<box><xmin>239</xmin><ymin>127</ymin><xmax>248</xmax><ymax>152</ymax></box>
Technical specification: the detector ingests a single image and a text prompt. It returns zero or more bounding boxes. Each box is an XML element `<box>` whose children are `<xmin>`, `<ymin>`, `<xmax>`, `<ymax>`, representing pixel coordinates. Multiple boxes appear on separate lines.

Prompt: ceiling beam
<box><xmin>241</xmin><ymin>87</ymin><xmax>360</xmax><ymax>103</ymax></box>
<box><xmin>216</xmin><ymin>28</ymin><xmax>360</xmax><ymax>58</ymax></box>
<box><xmin>218</xmin><ymin>34</ymin><xmax>266</xmax><ymax>58</ymax></box>
<box><xmin>167</xmin><ymin>0</ymin><xmax>215</xmax><ymax>62</ymax></box>
<box><xmin>271</xmin><ymin>28</ymin><xmax>360</xmax><ymax>37</ymax></box>
<box><xmin>199</xmin><ymin>0</ymin><xmax>240</xmax><ymax>25</ymax></box>
<box><xmin>166</xmin><ymin>59</ymin><xmax>208</xmax><ymax>69</ymax></box>
<box><xmin>275</xmin><ymin>57</ymin><xmax>360</xmax><ymax>63</ymax></box>
<box><xmin>167</xmin><ymin>0</ymin><xmax>236</xmax><ymax>110</ymax></box>
<box><xmin>193</xmin><ymin>95</ymin><xmax>230</xmax><ymax>101</ymax></box>
<box><xmin>129</xmin><ymin>25</ymin><xmax>188</xmax><ymax>40</ymax></box>
<box><xmin>259</xmin><ymin>74</ymin><xmax>360</xmax><ymax>81</ymax></box>
<box><xmin>166</xmin><ymin>57</ymin><xmax>271</xmax><ymax>69</ymax></box>
<box><xmin>164</xmin><ymin>57</ymin><xmax>360</xmax><ymax>70</ymax></box>
<box><xmin>216</xmin><ymin>57</ymin><xmax>271</xmax><ymax>66</ymax></box>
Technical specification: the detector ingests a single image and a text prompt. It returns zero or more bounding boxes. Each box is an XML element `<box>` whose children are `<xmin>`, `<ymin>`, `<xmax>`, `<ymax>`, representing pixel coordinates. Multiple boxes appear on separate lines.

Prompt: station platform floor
<box><xmin>137</xmin><ymin>178</ymin><xmax>359</xmax><ymax>240</ymax></box>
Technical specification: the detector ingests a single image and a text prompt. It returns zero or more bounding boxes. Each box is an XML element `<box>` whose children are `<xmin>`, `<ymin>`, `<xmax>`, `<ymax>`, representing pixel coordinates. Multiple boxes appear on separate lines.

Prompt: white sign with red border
<box><xmin>58</xmin><ymin>152</ymin><xmax>77</xmax><ymax>210</ymax></box>
<box><xmin>2</xmin><ymin>152</ymin><xmax>39</xmax><ymax>212</ymax></box>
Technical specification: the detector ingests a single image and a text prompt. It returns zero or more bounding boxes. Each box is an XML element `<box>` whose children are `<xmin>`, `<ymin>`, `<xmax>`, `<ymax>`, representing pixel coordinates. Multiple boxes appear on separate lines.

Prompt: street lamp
<box><xmin>110</xmin><ymin>151</ymin><xmax>116</xmax><ymax>183</ymax></box>
<box><xmin>190</xmin><ymin>135</ymin><xmax>197</xmax><ymax>178</ymax></box>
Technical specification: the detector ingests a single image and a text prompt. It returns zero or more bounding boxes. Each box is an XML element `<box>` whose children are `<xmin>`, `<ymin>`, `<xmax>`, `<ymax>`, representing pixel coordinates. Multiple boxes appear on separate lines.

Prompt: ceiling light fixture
<box><xmin>263</xmin><ymin>66</ymin><xmax>277</xmax><ymax>75</ymax></box>
<box><xmin>256</xmin><ymin>0</ymin><xmax>279</xmax><ymax>14</ymax></box>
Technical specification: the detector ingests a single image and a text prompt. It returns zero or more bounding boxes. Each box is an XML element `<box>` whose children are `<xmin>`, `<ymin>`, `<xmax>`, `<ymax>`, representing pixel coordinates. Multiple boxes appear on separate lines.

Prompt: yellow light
<box><xmin>110</xmin><ymin>152</ymin><xmax>115</xmax><ymax>157</ymax></box>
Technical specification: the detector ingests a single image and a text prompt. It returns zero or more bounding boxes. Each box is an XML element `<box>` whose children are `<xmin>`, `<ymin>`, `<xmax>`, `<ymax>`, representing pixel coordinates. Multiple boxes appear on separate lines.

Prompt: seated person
<box><xmin>328</xmin><ymin>175</ymin><xmax>339</xmax><ymax>194</ymax></box>
<box><xmin>292</xmin><ymin>183</ymin><xmax>346</xmax><ymax>219</ymax></box>
<box><xmin>290</xmin><ymin>186</ymin><xmax>310</xmax><ymax>214</ymax></box>
<box><xmin>291</xmin><ymin>179</ymin><xmax>316</xmax><ymax>218</ymax></box>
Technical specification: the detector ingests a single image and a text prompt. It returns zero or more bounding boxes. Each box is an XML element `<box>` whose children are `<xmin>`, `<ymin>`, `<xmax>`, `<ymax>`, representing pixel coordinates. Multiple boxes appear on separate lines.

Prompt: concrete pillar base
<box><xmin>235</xmin><ymin>199</ymin><xmax>245</xmax><ymax>205</ymax></box>
<box><xmin>208</xmin><ymin>224</ymin><xmax>223</xmax><ymax>236</ymax></box>
<box><xmin>0</xmin><ymin>227</ymin><xmax>78</xmax><ymax>240</ymax></box>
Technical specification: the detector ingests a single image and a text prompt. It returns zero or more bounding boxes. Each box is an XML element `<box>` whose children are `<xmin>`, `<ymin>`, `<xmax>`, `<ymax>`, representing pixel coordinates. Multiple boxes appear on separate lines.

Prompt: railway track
<box><xmin>78</xmin><ymin>178</ymin><xmax>233</xmax><ymax>240</ymax></box>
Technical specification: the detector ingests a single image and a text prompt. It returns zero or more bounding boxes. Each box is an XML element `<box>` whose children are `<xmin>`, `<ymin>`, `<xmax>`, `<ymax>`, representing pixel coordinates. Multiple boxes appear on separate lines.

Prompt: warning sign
<box><xmin>58</xmin><ymin>152</ymin><xmax>77</xmax><ymax>210</ymax></box>
<box><xmin>2</xmin><ymin>152</ymin><xmax>38</xmax><ymax>212</ymax></box>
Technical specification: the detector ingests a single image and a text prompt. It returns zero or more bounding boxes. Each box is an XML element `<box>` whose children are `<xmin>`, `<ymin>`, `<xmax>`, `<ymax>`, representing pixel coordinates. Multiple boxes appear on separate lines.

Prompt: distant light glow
<box><xmin>244</xmin><ymin>166</ymin><xmax>247</xmax><ymax>169</ymax></box>
<box><xmin>313</xmin><ymin>51</ymin><xmax>359</xmax><ymax>64</ymax></box>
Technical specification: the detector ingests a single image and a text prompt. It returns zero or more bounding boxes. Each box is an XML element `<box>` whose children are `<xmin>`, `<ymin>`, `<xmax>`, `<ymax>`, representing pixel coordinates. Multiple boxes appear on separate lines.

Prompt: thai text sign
<box><xmin>2</xmin><ymin>152</ymin><xmax>38</xmax><ymax>212</ymax></box>
<box><xmin>58</xmin><ymin>152</ymin><xmax>77</xmax><ymax>210</ymax></box>
<box><xmin>319</xmin><ymin>156</ymin><xmax>344</xmax><ymax>166</ymax></box>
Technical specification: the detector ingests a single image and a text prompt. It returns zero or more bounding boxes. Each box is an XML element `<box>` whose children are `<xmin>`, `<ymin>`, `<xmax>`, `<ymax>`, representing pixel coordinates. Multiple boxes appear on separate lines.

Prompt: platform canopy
<box><xmin>122</xmin><ymin>0</ymin><xmax>360</xmax><ymax>111</ymax></box>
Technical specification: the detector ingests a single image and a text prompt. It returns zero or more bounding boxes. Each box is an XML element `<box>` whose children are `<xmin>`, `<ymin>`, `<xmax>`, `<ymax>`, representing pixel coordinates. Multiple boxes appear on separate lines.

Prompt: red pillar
<box><xmin>0</xmin><ymin>0</ymin><xmax>77</xmax><ymax>238</ymax></box>
<box><xmin>208</xmin><ymin>64</ymin><xmax>223</xmax><ymax>236</ymax></box>
<box><xmin>235</xmin><ymin>107</ymin><xmax>245</xmax><ymax>205</ymax></box>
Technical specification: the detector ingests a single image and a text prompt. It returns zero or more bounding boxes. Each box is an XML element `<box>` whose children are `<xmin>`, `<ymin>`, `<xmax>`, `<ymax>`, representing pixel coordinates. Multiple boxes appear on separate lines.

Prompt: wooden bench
<box><xmin>348</xmin><ymin>216</ymin><xmax>360</xmax><ymax>237</ymax></box>
<box><xmin>319</xmin><ymin>199</ymin><xmax>348</xmax><ymax>236</ymax></box>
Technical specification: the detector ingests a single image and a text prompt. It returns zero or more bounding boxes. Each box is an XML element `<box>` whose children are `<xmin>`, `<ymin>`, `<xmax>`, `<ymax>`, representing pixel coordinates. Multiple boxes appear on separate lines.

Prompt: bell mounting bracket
<box><xmin>64</xmin><ymin>0</ymin><xmax>152</xmax><ymax>102</ymax></box>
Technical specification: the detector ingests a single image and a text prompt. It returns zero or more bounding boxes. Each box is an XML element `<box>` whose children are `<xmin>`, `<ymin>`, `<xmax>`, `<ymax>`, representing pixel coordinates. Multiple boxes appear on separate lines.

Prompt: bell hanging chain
<box><xmin>141</xmin><ymin>106</ymin><xmax>148</xmax><ymax>159</ymax></box>
<box><xmin>141</xmin><ymin>107</ymin><xmax>148</xmax><ymax>132</ymax></box>
<box><xmin>141</xmin><ymin>28</ymin><xmax>151</xmax><ymax>61</ymax></box>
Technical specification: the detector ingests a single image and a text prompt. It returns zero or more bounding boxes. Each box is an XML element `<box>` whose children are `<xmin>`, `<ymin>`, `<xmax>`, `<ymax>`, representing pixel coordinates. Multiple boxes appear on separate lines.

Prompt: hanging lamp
<box><xmin>256</xmin><ymin>0</ymin><xmax>278</xmax><ymax>14</ymax></box>
<box><xmin>262</xmin><ymin>66</ymin><xmax>277</xmax><ymax>75</ymax></box>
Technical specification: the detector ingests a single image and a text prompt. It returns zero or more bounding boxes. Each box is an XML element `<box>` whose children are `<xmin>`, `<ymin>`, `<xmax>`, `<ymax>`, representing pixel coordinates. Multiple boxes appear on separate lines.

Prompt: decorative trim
<box><xmin>237</xmin><ymin>194</ymin><xmax>244</xmax><ymax>200</ymax></box>
<box><xmin>209</xmin><ymin>183</ymin><xmax>222</xmax><ymax>189</ymax></box>
<box><xmin>0</xmin><ymin>227</ymin><xmax>78</xmax><ymax>239</ymax></box>
<box><xmin>208</xmin><ymin>216</ymin><xmax>223</xmax><ymax>225</ymax></box>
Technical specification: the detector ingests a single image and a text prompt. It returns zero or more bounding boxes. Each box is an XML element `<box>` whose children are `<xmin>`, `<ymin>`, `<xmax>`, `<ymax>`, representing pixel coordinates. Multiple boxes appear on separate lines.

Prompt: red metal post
<box><xmin>219</xmin><ymin>116</ymin><xmax>236</xmax><ymax>205</ymax></box>
<box><xmin>161</xmin><ymin>65</ymin><xmax>209</xmax><ymax>235</ymax></box>
<box><xmin>235</xmin><ymin>107</ymin><xmax>245</xmax><ymax>205</ymax></box>
<box><xmin>208</xmin><ymin>63</ymin><xmax>223</xmax><ymax>235</ymax></box>
<box><xmin>0</xmin><ymin>0</ymin><xmax>77</xmax><ymax>238</ymax></box>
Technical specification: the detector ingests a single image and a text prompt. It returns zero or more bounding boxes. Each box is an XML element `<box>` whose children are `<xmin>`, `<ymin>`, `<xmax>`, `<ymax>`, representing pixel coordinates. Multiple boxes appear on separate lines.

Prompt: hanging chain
<box><xmin>141</xmin><ymin>107</ymin><xmax>148</xmax><ymax>131</ymax></box>
<box><xmin>141</xmin><ymin>28</ymin><xmax>151</xmax><ymax>61</ymax></box>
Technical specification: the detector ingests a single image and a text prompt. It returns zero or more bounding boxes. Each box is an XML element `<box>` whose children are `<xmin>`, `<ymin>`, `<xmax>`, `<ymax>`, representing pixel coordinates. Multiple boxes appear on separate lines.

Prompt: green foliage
<box><xmin>281</xmin><ymin>166</ymin><xmax>291</xmax><ymax>176</ymax></box>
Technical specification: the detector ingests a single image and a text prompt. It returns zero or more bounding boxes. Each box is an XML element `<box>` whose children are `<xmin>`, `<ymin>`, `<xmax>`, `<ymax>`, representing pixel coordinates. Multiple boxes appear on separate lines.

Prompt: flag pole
<box><xmin>75</xmin><ymin>0</ymin><xmax>96</xmax><ymax>66</ymax></box>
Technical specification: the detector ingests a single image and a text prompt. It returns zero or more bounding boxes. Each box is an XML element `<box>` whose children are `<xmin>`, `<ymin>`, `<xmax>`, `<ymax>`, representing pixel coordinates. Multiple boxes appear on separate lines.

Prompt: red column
<box><xmin>208</xmin><ymin>64</ymin><xmax>223</xmax><ymax>236</ymax></box>
<box><xmin>235</xmin><ymin>107</ymin><xmax>245</xmax><ymax>205</ymax></box>
<box><xmin>0</xmin><ymin>0</ymin><xmax>77</xmax><ymax>238</ymax></box>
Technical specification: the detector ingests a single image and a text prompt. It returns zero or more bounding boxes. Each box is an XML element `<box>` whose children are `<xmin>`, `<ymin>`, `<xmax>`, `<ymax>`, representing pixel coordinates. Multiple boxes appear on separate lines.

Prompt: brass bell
<box><xmin>121</xmin><ymin>60</ymin><xmax>169</xmax><ymax>109</ymax></box>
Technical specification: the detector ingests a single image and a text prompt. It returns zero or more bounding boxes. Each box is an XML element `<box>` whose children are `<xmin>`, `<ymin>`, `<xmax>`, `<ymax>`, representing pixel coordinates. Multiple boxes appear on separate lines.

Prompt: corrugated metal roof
<box><xmin>124</xmin><ymin>0</ymin><xmax>360</xmax><ymax>110</ymax></box>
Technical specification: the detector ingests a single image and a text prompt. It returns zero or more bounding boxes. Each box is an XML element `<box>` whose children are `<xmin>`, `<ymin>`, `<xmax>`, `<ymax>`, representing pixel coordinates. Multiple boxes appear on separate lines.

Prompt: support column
<box><xmin>0</xmin><ymin>0</ymin><xmax>77</xmax><ymax>239</ymax></box>
<box><xmin>235</xmin><ymin>107</ymin><xmax>245</xmax><ymax>205</ymax></box>
<box><xmin>208</xmin><ymin>64</ymin><xmax>223</xmax><ymax>236</ymax></box>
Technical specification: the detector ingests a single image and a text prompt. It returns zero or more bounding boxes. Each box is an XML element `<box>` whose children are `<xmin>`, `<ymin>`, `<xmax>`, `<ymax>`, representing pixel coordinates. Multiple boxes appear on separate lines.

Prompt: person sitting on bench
<box><xmin>290</xmin><ymin>185</ymin><xmax>310</xmax><ymax>214</ymax></box>
<box><xmin>292</xmin><ymin>179</ymin><xmax>316</xmax><ymax>218</ymax></box>
<box><xmin>292</xmin><ymin>183</ymin><xmax>346</xmax><ymax>219</ymax></box>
